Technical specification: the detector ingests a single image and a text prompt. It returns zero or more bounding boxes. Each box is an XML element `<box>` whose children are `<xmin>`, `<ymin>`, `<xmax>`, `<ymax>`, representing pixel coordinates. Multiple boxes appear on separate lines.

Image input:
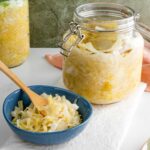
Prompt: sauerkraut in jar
<box><xmin>0</xmin><ymin>0</ymin><xmax>29</xmax><ymax>68</ymax></box>
<box><xmin>60</xmin><ymin>3</ymin><xmax>144</xmax><ymax>104</ymax></box>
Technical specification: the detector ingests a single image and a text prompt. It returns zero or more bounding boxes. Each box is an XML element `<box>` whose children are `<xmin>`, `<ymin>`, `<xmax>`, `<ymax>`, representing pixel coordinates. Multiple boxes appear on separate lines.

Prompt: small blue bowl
<box><xmin>3</xmin><ymin>85</ymin><xmax>92</xmax><ymax>145</ymax></box>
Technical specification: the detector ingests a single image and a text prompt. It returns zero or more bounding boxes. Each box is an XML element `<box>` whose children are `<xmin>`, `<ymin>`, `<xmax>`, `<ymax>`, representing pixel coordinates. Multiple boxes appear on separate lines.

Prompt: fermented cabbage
<box><xmin>63</xmin><ymin>25</ymin><xmax>144</xmax><ymax>104</ymax></box>
<box><xmin>11</xmin><ymin>94</ymin><xmax>81</xmax><ymax>132</ymax></box>
<box><xmin>0</xmin><ymin>0</ymin><xmax>29</xmax><ymax>67</ymax></box>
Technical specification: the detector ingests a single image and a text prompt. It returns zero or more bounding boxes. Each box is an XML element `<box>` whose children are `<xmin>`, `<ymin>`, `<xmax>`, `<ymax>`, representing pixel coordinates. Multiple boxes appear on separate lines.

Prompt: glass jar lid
<box><xmin>59</xmin><ymin>2</ymin><xmax>147</xmax><ymax>57</ymax></box>
<box><xmin>74</xmin><ymin>2</ymin><xmax>139</xmax><ymax>32</ymax></box>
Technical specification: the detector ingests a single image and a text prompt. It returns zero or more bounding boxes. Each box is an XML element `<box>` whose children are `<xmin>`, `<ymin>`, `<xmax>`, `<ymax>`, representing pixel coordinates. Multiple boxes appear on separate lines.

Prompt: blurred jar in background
<box><xmin>0</xmin><ymin>0</ymin><xmax>30</xmax><ymax>68</ymax></box>
<box><xmin>136</xmin><ymin>22</ymin><xmax>150</xmax><ymax>64</ymax></box>
<box><xmin>136</xmin><ymin>22</ymin><xmax>150</xmax><ymax>91</ymax></box>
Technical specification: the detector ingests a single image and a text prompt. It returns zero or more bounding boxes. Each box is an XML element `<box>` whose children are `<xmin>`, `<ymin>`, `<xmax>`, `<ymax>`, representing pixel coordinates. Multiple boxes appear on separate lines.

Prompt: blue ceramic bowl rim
<box><xmin>3</xmin><ymin>85</ymin><xmax>93</xmax><ymax>135</ymax></box>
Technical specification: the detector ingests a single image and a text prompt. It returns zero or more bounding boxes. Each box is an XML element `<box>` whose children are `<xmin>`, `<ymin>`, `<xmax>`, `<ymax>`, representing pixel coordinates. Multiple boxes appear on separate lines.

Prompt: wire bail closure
<box><xmin>59</xmin><ymin>21</ymin><xmax>84</xmax><ymax>57</ymax></box>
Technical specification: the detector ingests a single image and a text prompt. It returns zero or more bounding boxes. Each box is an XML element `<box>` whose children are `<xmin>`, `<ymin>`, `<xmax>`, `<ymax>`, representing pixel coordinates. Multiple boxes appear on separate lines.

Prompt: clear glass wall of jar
<box><xmin>136</xmin><ymin>22</ymin><xmax>150</xmax><ymax>91</ymax></box>
<box><xmin>0</xmin><ymin>0</ymin><xmax>30</xmax><ymax>68</ymax></box>
<box><xmin>136</xmin><ymin>22</ymin><xmax>150</xmax><ymax>57</ymax></box>
<box><xmin>61</xmin><ymin>3</ymin><xmax>144</xmax><ymax>104</ymax></box>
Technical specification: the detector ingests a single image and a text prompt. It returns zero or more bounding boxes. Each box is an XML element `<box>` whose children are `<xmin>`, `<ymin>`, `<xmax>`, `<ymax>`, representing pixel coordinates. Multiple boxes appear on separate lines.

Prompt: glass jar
<box><xmin>136</xmin><ymin>22</ymin><xmax>150</xmax><ymax>55</ymax></box>
<box><xmin>60</xmin><ymin>3</ymin><xmax>144</xmax><ymax>104</ymax></box>
<box><xmin>0</xmin><ymin>0</ymin><xmax>29</xmax><ymax>68</ymax></box>
<box><xmin>136</xmin><ymin>22</ymin><xmax>150</xmax><ymax>92</ymax></box>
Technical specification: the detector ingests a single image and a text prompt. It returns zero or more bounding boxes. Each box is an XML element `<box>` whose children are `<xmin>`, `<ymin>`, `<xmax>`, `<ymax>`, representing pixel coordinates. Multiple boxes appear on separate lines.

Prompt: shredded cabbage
<box><xmin>63</xmin><ymin>23</ymin><xmax>144</xmax><ymax>104</ymax></box>
<box><xmin>0</xmin><ymin>0</ymin><xmax>29</xmax><ymax>68</ymax></box>
<box><xmin>11</xmin><ymin>94</ymin><xmax>81</xmax><ymax>132</ymax></box>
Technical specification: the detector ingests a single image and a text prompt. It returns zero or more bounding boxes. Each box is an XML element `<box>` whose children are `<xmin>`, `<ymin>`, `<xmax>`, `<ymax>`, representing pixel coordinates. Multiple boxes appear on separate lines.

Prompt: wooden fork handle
<box><xmin>0</xmin><ymin>60</ymin><xmax>31</xmax><ymax>95</ymax></box>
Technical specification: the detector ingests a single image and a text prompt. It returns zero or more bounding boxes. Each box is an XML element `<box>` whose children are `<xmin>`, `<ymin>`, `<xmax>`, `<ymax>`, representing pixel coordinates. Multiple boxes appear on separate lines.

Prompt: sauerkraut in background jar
<box><xmin>0</xmin><ymin>0</ymin><xmax>29</xmax><ymax>68</ymax></box>
<box><xmin>60</xmin><ymin>3</ymin><xmax>144</xmax><ymax>104</ymax></box>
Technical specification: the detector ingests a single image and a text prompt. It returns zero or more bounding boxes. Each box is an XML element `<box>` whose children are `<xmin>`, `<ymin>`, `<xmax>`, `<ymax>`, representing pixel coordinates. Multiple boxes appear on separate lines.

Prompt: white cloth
<box><xmin>1</xmin><ymin>82</ymin><xmax>146</xmax><ymax>150</ymax></box>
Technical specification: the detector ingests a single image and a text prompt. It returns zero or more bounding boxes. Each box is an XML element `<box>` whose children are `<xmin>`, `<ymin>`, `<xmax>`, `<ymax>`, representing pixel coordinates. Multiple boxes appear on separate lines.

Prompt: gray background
<box><xmin>29</xmin><ymin>0</ymin><xmax>150</xmax><ymax>47</ymax></box>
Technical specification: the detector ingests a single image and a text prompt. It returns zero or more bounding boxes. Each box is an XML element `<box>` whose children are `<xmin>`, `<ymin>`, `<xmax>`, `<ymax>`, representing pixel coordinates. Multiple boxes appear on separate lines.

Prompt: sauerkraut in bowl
<box><xmin>62</xmin><ymin>3</ymin><xmax>144</xmax><ymax>104</ymax></box>
<box><xmin>11</xmin><ymin>93</ymin><xmax>81</xmax><ymax>132</ymax></box>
